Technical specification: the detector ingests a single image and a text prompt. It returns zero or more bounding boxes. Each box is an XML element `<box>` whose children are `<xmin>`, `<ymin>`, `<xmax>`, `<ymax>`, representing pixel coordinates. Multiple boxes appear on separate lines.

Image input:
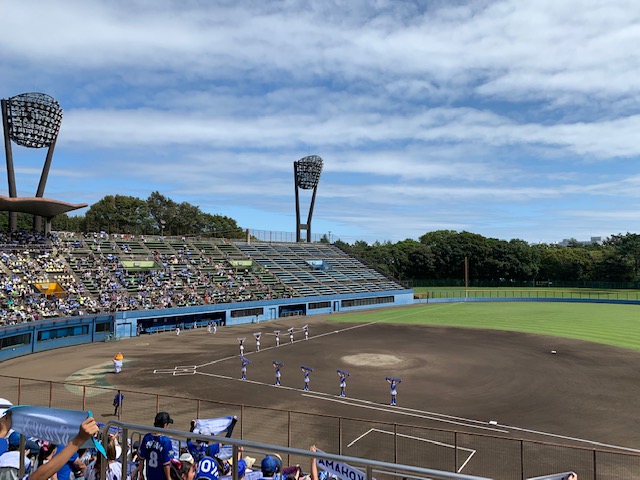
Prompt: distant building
<box><xmin>557</xmin><ymin>236</ymin><xmax>602</xmax><ymax>247</ymax></box>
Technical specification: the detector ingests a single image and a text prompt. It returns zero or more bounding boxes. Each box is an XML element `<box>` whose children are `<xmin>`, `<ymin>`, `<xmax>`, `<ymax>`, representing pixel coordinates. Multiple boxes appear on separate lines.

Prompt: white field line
<box><xmin>192</xmin><ymin>321</ymin><xmax>380</xmax><ymax>369</ymax></box>
<box><xmin>347</xmin><ymin>428</ymin><xmax>476</xmax><ymax>474</ymax></box>
<box><xmin>153</xmin><ymin>365</ymin><xmax>197</xmax><ymax>374</ymax></box>
<box><xmin>497</xmin><ymin>423</ymin><xmax>640</xmax><ymax>454</ymax></box>
<box><xmin>306</xmin><ymin>390</ymin><xmax>510</xmax><ymax>432</ymax></box>
<box><xmin>301</xmin><ymin>392</ymin><xmax>509</xmax><ymax>434</ymax></box>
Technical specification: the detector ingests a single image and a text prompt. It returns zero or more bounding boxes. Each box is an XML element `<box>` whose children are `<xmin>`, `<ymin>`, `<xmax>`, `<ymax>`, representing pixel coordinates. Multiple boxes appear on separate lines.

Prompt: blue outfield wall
<box><xmin>0</xmin><ymin>289</ymin><xmax>414</xmax><ymax>362</ymax></box>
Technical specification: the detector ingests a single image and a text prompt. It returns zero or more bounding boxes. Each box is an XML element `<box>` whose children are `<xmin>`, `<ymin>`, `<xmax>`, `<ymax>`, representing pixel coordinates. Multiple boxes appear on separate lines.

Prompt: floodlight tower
<box><xmin>294</xmin><ymin>155</ymin><xmax>323</xmax><ymax>242</ymax></box>
<box><xmin>1</xmin><ymin>92</ymin><xmax>64</xmax><ymax>232</ymax></box>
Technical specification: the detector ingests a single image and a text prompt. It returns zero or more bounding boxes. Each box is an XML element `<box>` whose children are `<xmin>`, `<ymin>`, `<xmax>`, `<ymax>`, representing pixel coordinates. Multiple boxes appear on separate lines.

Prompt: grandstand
<box><xmin>0</xmin><ymin>232</ymin><xmax>407</xmax><ymax>324</ymax></box>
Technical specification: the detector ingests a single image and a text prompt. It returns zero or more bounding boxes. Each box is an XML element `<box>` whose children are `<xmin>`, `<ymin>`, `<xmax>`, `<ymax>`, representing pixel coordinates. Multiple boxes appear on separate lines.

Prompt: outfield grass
<box><xmin>330</xmin><ymin>302</ymin><xmax>640</xmax><ymax>351</ymax></box>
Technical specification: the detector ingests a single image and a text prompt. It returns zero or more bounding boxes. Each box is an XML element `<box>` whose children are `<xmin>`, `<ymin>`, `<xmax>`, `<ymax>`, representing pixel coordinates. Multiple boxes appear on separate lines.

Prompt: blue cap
<box><xmin>261</xmin><ymin>456</ymin><xmax>280</xmax><ymax>475</ymax></box>
<box><xmin>237</xmin><ymin>459</ymin><xmax>247</xmax><ymax>478</ymax></box>
<box><xmin>8</xmin><ymin>432</ymin><xmax>21</xmax><ymax>447</ymax></box>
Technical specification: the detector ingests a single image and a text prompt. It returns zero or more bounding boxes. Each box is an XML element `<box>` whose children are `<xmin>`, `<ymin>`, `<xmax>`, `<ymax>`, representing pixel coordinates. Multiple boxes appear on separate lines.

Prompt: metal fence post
<box><xmin>392</xmin><ymin>423</ymin><xmax>398</xmax><ymax>464</ymax></box>
<box><xmin>241</xmin><ymin>404</ymin><xmax>244</xmax><ymax>439</ymax></box>
<box><xmin>454</xmin><ymin>431</ymin><xmax>458</xmax><ymax>473</ymax></box>
<box><xmin>520</xmin><ymin>439</ymin><xmax>524</xmax><ymax>480</ymax></box>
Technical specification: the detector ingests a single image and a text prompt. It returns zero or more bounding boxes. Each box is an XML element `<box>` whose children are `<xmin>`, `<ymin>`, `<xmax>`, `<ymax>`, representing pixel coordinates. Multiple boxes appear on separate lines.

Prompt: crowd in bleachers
<box><xmin>0</xmin><ymin>231</ymin><xmax>297</xmax><ymax>325</ymax></box>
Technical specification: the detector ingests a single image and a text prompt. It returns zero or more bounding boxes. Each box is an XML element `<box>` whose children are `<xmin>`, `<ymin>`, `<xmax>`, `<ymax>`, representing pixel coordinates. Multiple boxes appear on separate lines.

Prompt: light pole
<box><xmin>294</xmin><ymin>155</ymin><xmax>323</xmax><ymax>242</ymax></box>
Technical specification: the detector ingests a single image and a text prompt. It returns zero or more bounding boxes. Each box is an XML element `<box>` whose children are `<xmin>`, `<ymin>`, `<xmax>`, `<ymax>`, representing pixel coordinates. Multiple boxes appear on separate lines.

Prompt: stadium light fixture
<box><xmin>1</xmin><ymin>92</ymin><xmax>64</xmax><ymax>232</ymax></box>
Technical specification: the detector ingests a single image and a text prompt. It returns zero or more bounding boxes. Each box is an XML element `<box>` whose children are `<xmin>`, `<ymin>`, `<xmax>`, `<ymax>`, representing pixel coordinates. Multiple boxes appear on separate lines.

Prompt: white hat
<box><xmin>0</xmin><ymin>398</ymin><xmax>13</xmax><ymax>417</ymax></box>
<box><xmin>180</xmin><ymin>453</ymin><xmax>195</xmax><ymax>464</ymax></box>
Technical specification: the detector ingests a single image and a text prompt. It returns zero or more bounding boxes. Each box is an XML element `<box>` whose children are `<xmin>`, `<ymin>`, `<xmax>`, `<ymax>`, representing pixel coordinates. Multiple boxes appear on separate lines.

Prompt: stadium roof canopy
<box><xmin>0</xmin><ymin>195</ymin><xmax>87</xmax><ymax>217</ymax></box>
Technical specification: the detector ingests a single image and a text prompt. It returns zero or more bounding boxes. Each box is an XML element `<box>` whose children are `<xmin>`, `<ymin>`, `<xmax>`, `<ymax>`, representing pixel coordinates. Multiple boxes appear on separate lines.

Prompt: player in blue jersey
<box><xmin>337</xmin><ymin>370</ymin><xmax>349</xmax><ymax>397</ymax></box>
<box><xmin>136</xmin><ymin>412</ymin><xmax>175</xmax><ymax>480</ymax></box>
<box><xmin>386</xmin><ymin>377</ymin><xmax>401</xmax><ymax>406</ymax></box>
<box><xmin>240</xmin><ymin>356</ymin><xmax>251</xmax><ymax>380</ymax></box>
<box><xmin>301</xmin><ymin>366</ymin><xmax>313</xmax><ymax>391</ymax></box>
<box><xmin>273</xmin><ymin>362</ymin><xmax>283</xmax><ymax>386</ymax></box>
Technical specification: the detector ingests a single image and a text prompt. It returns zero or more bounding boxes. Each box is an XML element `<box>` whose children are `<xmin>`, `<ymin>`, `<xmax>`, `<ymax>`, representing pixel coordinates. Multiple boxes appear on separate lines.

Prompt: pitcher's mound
<box><xmin>342</xmin><ymin>353</ymin><xmax>403</xmax><ymax>367</ymax></box>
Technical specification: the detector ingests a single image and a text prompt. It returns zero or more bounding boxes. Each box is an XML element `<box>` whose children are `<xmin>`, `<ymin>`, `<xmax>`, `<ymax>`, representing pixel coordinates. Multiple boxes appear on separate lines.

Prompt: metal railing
<box><xmin>1</xmin><ymin>376</ymin><xmax>639</xmax><ymax>479</ymax></box>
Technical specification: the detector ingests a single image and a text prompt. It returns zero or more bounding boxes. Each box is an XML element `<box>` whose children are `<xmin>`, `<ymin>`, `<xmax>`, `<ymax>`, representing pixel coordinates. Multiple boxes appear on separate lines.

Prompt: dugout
<box><xmin>139</xmin><ymin>311</ymin><xmax>226</xmax><ymax>334</ymax></box>
<box><xmin>279</xmin><ymin>303</ymin><xmax>306</xmax><ymax>317</ymax></box>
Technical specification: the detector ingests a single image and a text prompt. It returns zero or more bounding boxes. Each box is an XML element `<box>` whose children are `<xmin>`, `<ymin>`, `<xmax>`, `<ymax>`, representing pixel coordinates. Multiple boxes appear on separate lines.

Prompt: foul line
<box><xmin>153</xmin><ymin>322</ymin><xmax>380</xmax><ymax>375</ymax></box>
<box><xmin>347</xmin><ymin>428</ymin><xmax>476</xmax><ymax>473</ymax></box>
<box><xmin>497</xmin><ymin>423</ymin><xmax>640</xmax><ymax>454</ymax></box>
<box><xmin>301</xmin><ymin>391</ymin><xmax>509</xmax><ymax>434</ymax></box>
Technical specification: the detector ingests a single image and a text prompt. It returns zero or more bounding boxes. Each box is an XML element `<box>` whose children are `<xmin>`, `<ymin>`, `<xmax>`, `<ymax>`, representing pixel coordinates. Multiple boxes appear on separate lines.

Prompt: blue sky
<box><xmin>2</xmin><ymin>0</ymin><xmax>640</xmax><ymax>244</ymax></box>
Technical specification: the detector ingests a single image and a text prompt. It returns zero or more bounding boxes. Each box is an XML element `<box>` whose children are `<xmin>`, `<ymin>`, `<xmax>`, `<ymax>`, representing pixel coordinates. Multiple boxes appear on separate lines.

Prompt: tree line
<box><xmin>1</xmin><ymin>193</ymin><xmax>639</xmax><ymax>284</ymax></box>
<box><xmin>0</xmin><ymin>192</ymin><xmax>245</xmax><ymax>238</ymax></box>
<box><xmin>334</xmin><ymin>230</ymin><xmax>640</xmax><ymax>285</ymax></box>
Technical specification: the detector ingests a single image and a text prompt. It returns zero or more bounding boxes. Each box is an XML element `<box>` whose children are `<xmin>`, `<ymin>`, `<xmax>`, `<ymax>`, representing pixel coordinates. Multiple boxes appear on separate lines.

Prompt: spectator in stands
<box><xmin>169</xmin><ymin>458</ymin><xmax>195</xmax><ymax>480</ymax></box>
<box><xmin>258</xmin><ymin>456</ymin><xmax>280</xmax><ymax>480</ymax></box>
<box><xmin>52</xmin><ymin>438</ymin><xmax>88</xmax><ymax>480</ymax></box>
<box><xmin>85</xmin><ymin>435</ymin><xmax>122</xmax><ymax>480</ymax></box>
<box><xmin>136</xmin><ymin>412</ymin><xmax>175</xmax><ymax>480</ymax></box>
<box><xmin>186</xmin><ymin>428</ymin><xmax>220</xmax><ymax>464</ymax></box>
<box><xmin>34</xmin><ymin>442</ymin><xmax>57</xmax><ymax>472</ymax></box>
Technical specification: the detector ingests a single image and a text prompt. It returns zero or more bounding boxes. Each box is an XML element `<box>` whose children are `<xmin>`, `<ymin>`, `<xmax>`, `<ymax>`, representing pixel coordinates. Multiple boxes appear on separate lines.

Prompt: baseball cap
<box><xmin>154</xmin><ymin>412</ymin><xmax>174</xmax><ymax>427</ymax></box>
<box><xmin>261</xmin><ymin>456</ymin><xmax>280</xmax><ymax>475</ymax></box>
<box><xmin>25</xmin><ymin>440</ymin><xmax>40</xmax><ymax>454</ymax></box>
<box><xmin>180</xmin><ymin>453</ymin><xmax>195</xmax><ymax>464</ymax></box>
<box><xmin>8</xmin><ymin>432</ymin><xmax>20</xmax><ymax>447</ymax></box>
<box><xmin>236</xmin><ymin>459</ymin><xmax>247</xmax><ymax>478</ymax></box>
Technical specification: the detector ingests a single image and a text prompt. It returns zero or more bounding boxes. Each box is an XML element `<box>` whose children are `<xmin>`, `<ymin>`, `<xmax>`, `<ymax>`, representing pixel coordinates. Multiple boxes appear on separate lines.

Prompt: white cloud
<box><xmin>2</xmin><ymin>0</ymin><xmax>640</xmax><ymax>244</ymax></box>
